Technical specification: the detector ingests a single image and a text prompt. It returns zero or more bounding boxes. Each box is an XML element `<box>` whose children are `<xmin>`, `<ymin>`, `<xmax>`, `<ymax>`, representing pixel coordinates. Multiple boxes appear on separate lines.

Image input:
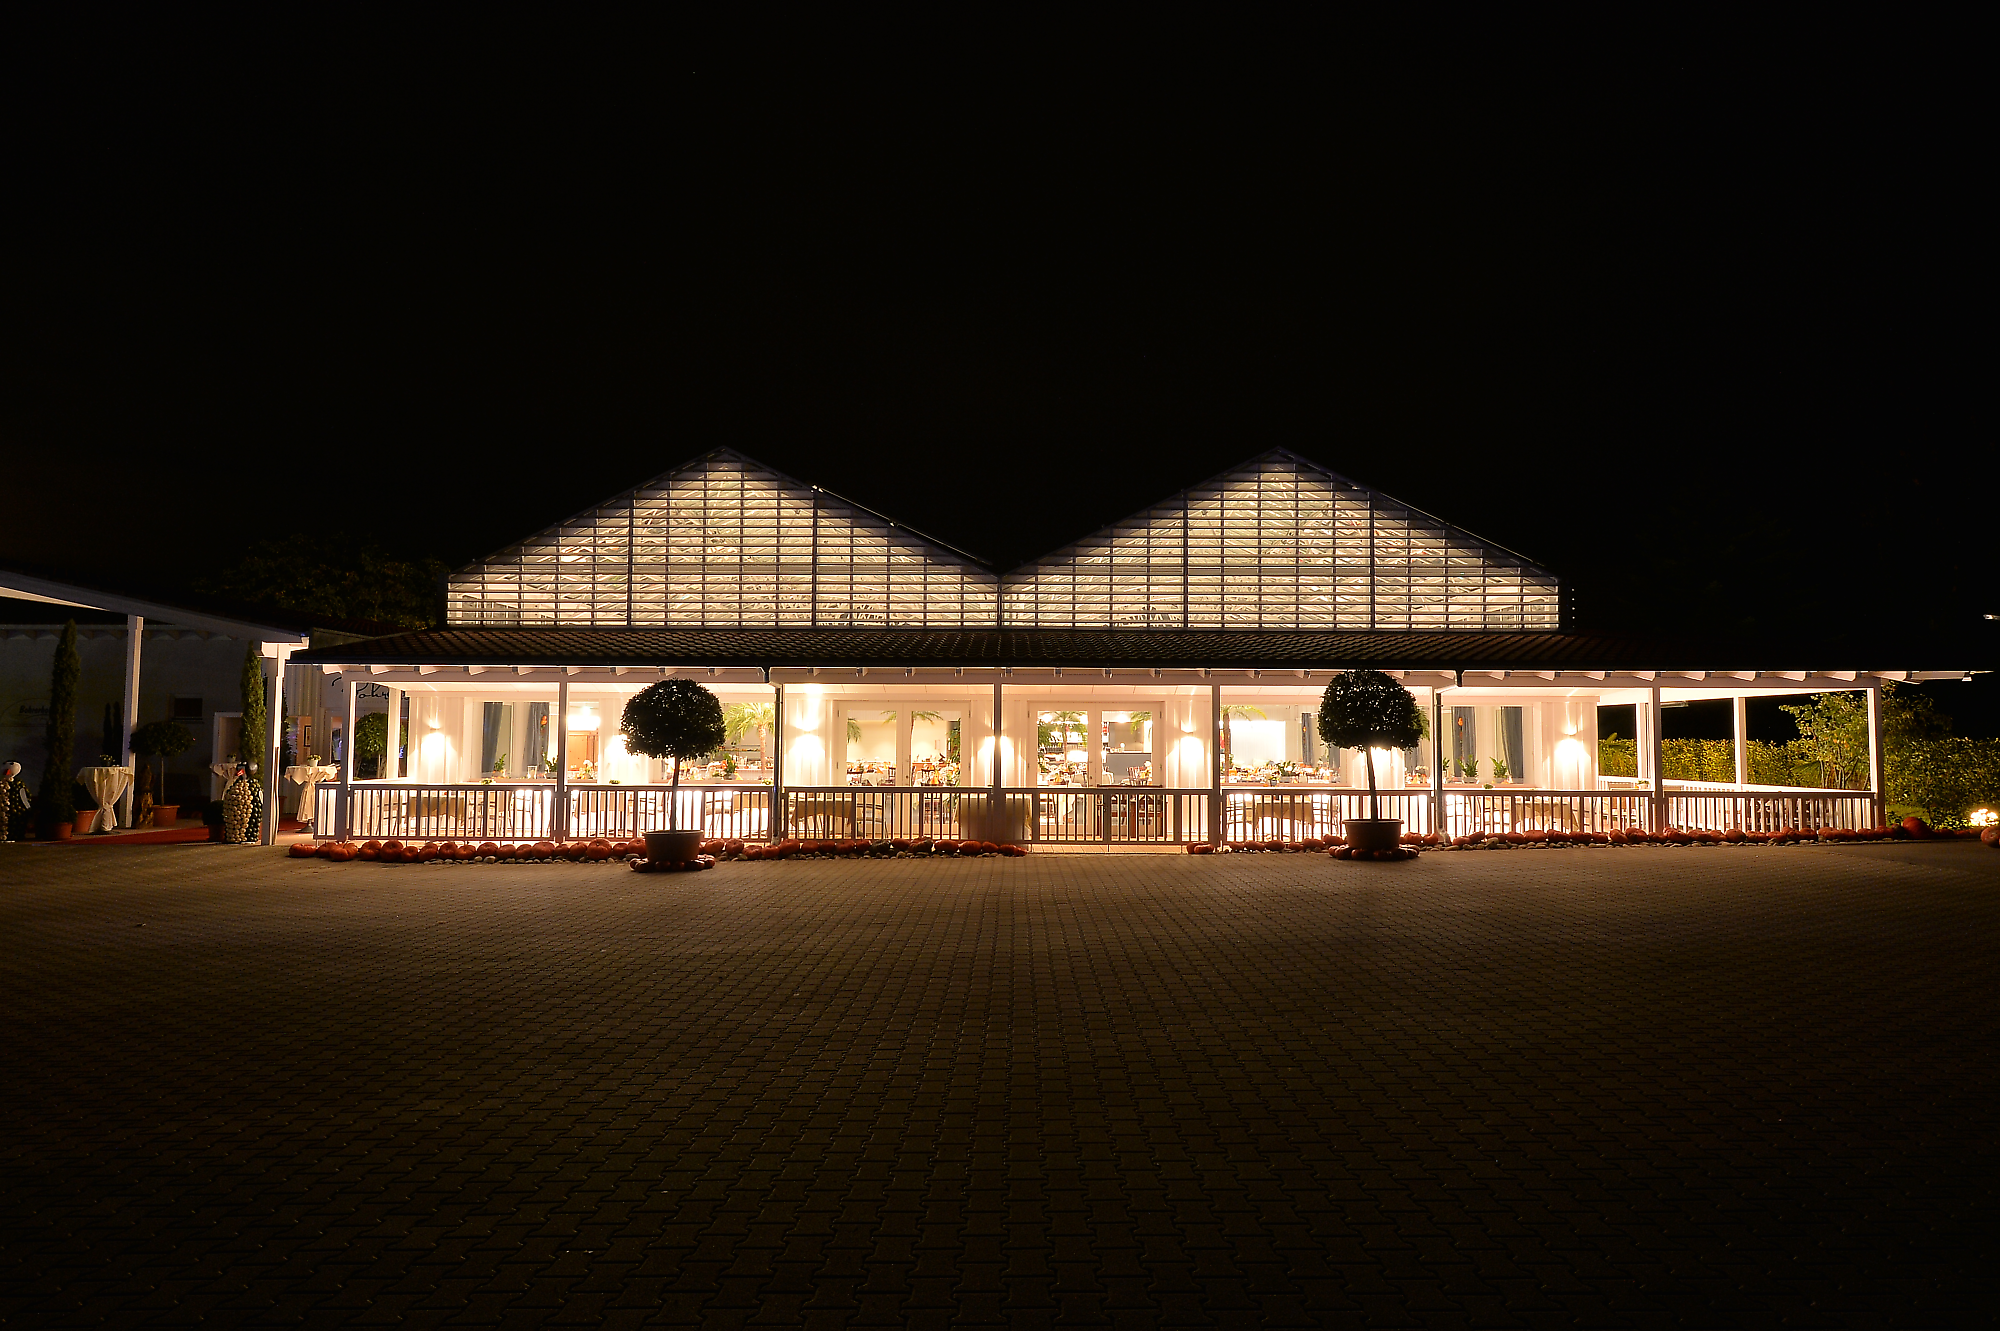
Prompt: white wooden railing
<box><xmin>316</xmin><ymin>782</ymin><xmax>773</xmax><ymax>842</ymax></box>
<box><xmin>1441</xmin><ymin>790</ymin><xmax>1651</xmax><ymax>838</ymax></box>
<box><xmin>312</xmin><ymin>782</ymin><xmax>1883</xmax><ymax>844</ymax></box>
<box><xmin>566</xmin><ymin>785</ymin><xmax>772</xmax><ymax>840</ymax></box>
<box><xmin>1664</xmin><ymin>789</ymin><xmax>1874</xmax><ymax>833</ymax></box>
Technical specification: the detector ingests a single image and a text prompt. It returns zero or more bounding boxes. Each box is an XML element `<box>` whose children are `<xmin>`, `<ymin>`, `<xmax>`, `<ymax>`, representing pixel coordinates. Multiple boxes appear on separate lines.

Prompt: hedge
<box><xmin>1887</xmin><ymin>738</ymin><xmax>2000</xmax><ymax>827</ymax></box>
<box><xmin>1601</xmin><ymin>735</ymin><xmax>1825</xmax><ymax>787</ymax></box>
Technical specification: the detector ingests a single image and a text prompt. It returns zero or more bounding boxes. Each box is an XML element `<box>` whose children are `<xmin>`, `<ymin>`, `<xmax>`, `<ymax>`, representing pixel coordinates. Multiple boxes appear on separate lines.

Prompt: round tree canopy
<box><xmin>131</xmin><ymin>720</ymin><xmax>196</xmax><ymax>758</ymax></box>
<box><xmin>621</xmin><ymin>679</ymin><xmax>727</xmax><ymax>762</ymax></box>
<box><xmin>1317</xmin><ymin>669</ymin><xmax>1423</xmax><ymax>752</ymax></box>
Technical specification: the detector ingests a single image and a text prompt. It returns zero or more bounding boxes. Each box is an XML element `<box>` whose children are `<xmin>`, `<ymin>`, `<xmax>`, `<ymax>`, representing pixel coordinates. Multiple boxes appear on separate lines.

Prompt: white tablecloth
<box><xmin>78</xmin><ymin>766</ymin><xmax>133</xmax><ymax>832</ymax></box>
<box><xmin>285</xmin><ymin>764</ymin><xmax>339</xmax><ymax>823</ymax></box>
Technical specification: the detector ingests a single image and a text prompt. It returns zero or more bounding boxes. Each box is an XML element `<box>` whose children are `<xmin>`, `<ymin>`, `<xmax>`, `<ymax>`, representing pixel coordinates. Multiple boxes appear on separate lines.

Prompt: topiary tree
<box><xmin>38</xmin><ymin>620</ymin><xmax>81</xmax><ymax>829</ymax></box>
<box><xmin>620</xmin><ymin>680</ymin><xmax>726</xmax><ymax>830</ymax></box>
<box><xmin>131</xmin><ymin>720</ymin><xmax>196</xmax><ymax>804</ymax></box>
<box><xmin>1317</xmin><ymin>669</ymin><xmax>1424</xmax><ymax>820</ymax></box>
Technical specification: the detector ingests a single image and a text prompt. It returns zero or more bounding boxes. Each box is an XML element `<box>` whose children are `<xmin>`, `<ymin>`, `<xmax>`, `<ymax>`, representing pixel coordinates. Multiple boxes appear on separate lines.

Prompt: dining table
<box><xmin>76</xmin><ymin>765</ymin><xmax>134</xmax><ymax>832</ymax></box>
<box><xmin>284</xmin><ymin>763</ymin><xmax>340</xmax><ymax>825</ymax></box>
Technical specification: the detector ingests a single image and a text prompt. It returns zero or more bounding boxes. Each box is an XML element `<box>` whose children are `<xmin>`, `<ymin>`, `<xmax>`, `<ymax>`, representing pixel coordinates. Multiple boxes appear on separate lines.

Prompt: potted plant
<box><xmin>1318</xmin><ymin>669</ymin><xmax>1424</xmax><ymax>852</ymax></box>
<box><xmin>132</xmin><ymin>720</ymin><xmax>196</xmax><ymax>826</ymax></box>
<box><xmin>621</xmin><ymin>679</ymin><xmax>726</xmax><ymax>863</ymax></box>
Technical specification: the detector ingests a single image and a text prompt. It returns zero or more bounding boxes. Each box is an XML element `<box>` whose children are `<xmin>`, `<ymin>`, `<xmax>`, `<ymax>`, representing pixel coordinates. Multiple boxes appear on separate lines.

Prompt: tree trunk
<box><xmin>669</xmin><ymin>756</ymin><xmax>681</xmax><ymax>830</ymax></box>
<box><xmin>1366</xmin><ymin>746</ymin><xmax>1379</xmax><ymax>821</ymax></box>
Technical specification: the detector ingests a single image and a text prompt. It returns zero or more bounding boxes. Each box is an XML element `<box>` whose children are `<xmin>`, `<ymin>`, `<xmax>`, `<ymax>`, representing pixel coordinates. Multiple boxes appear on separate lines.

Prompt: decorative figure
<box><xmin>222</xmin><ymin>760</ymin><xmax>264</xmax><ymax>844</ymax></box>
<box><xmin>2</xmin><ymin>761</ymin><xmax>31</xmax><ymax>841</ymax></box>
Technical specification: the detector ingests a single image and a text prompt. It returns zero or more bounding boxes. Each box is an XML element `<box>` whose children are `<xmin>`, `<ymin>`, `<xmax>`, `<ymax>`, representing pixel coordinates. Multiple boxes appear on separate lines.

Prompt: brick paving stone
<box><xmin>3</xmin><ymin>839</ymin><xmax>1998</xmax><ymax>1328</ymax></box>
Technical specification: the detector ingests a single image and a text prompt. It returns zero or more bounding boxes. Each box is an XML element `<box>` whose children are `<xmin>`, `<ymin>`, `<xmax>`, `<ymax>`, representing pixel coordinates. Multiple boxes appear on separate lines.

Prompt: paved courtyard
<box><xmin>3</xmin><ymin>842</ymin><xmax>1996</xmax><ymax>1329</ymax></box>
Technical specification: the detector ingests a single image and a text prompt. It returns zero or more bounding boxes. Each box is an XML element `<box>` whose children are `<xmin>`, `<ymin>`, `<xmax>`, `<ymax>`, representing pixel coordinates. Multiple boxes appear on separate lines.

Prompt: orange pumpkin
<box><xmin>289</xmin><ymin>841</ymin><xmax>318</xmax><ymax>858</ymax></box>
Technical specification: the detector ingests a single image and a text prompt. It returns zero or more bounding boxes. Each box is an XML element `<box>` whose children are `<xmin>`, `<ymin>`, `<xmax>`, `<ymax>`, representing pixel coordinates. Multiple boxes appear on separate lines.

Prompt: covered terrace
<box><xmin>290</xmin><ymin>626</ymin><xmax>1968</xmax><ymax>849</ymax></box>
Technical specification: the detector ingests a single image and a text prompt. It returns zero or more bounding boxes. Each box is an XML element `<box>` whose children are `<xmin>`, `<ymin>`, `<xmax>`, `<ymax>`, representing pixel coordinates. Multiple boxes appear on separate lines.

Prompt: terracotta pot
<box><xmin>644</xmin><ymin>829</ymin><xmax>703</xmax><ymax>863</ymax></box>
<box><xmin>72</xmin><ymin>810</ymin><xmax>98</xmax><ymax>835</ymax></box>
<box><xmin>152</xmin><ymin>805</ymin><xmax>180</xmax><ymax>827</ymax></box>
<box><xmin>1343</xmin><ymin>818</ymin><xmax>1403</xmax><ymax>852</ymax></box>
<box><xmin>51</xmin><ymin>821</ymin><xmax>74</xmax><ymax>841</ymax></box>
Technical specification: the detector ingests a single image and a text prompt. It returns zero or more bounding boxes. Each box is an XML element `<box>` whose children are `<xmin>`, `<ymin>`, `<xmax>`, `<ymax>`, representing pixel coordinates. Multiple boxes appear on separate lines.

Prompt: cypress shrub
<box><xmin>38</xmin><ymin>620</ymin><xmax>80</xmax><ymax>825</ymax></box>
<box><xmin>240</xmin><ymin>644</ymin><xmax>267</xmax><ymax>771</ymax></box>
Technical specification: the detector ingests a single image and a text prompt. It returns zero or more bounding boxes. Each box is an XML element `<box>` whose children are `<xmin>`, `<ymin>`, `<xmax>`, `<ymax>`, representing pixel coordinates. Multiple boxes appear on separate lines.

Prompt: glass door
<box><xmin>1037</xmin><ymin>711</ymin><xmax>1089</xmax><ymax>786</ymax></box>
<box><xmin>1099</xmin><ymin>711</ymin><xmax>1153</xmax><ymax>786</ymax></box>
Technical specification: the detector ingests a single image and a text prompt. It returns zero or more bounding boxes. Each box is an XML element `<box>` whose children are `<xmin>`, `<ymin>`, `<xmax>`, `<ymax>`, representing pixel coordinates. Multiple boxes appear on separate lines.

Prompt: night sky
<box><xmin>7</xmin><ymin>42</ymin><xmax>1990</xmax><ymax>669</ymax></box>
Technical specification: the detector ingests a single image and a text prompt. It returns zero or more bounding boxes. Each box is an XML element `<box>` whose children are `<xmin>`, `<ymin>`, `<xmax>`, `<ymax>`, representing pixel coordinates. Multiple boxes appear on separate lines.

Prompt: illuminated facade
<box><xmin>293</xmin><ymin>449</ymin><xmax>1962</xmax><ymax>848</ymax></box>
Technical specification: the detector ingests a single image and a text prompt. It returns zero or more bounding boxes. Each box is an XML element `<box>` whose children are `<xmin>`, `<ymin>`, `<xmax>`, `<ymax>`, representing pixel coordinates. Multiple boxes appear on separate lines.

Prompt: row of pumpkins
<box><xmin>292</xmin><ymin>837</ymin><xmax>715</xmax><ymax>869</ymax></box>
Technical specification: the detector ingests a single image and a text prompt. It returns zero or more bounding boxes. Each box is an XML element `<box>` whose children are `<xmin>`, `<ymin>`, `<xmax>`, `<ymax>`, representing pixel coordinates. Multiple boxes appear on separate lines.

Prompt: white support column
<box><xmin>988</xmin><ymin>680</ymin><xmax>1004</xmax><ymax>845</ymax></box>
<box><xmin>260</xmin><ymin>647</ymin><xmax>287</xmax><ymax>845</ymax></box>
<box><xmin>991</xmin><ymin>683</ymin><xmax>1004</xmax><ymax>792</ymax></box>
<box><xmin>896</xmin><ymin>708</ymin><xmax>914</xmax><ymax>787</ymax></box>
<box><xmin>1209</xmin><ymin>682</ymin><xmax>1224</xmax><ymax>847</ymax></box>
<box><xmin>1430</xmin><ymin>690</ymin><xmax>1445</xmax><ymax>837</ymax></box>
<box><xmin>1085</xmin><ymin>709</ymin><xmax>1103</xmax><ymax>788</ymax></box>
<box><xmin>120</xmin><ymin>615</ymin><xmax>142</xmax><ymax>827</ymax></box>
<box><xmin>1732</xmin><ymin>696</ymin><xmax>1750</xmax><ymax>788</ymax></box>
<box><xmin>383</xmin><ymin>686</ymin><xmax>403</xmax><ymax>779</ymax></box>
<box><xmin>554</xmin><ymin>679</ymin><xmax>571</xmax><ymax>840</ymax></box>
<box><xmin>771</xmin><ymin>682</ymin><xmax>784</xmax><ymax>841</ymax></box>
<box><xmin>1647</xmin><ymin>685</ymin><xmax>1665</xmax><ymax>832</ymax></box>
<box><xmin>335</xmin><ymin>675</ymin><xmax>357</xmax><ymax>841</ymax></box>
<box><xmin>1866</xmin><ymin>685</ymin><xmax>1885</xmax><ymax>828</ymax></box>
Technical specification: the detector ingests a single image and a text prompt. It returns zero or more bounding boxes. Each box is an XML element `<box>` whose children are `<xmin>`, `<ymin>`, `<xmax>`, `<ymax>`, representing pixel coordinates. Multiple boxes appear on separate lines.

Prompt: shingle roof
<box><xmin>290</xmin><ymin>625</ymin><xmax>1994</xmax><ymax>673</ymax></box>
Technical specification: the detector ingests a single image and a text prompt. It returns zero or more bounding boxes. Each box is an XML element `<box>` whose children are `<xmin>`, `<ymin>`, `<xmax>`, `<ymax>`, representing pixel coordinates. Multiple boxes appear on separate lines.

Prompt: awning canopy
<box><xmin>290</xmin><ymin>624</ymin><xmax>1991</xmax><ymax>680</ymax></box>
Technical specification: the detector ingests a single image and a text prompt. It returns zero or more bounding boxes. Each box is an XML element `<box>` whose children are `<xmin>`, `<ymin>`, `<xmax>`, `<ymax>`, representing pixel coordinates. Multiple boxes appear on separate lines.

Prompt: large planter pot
<box><xmin>1343</xmin><ymin>818</ymin><xmax>1403</xmax><ymax>852</ymax></box>
<box><xmin>643</xmin><ymin>829</ymin><xmax>704</xmax><ymax>863</ymax></box>
<box><xmin>50</xmin><ymin>821</ymin><xmax>74</xmax><ymax>842</ymax></box>
<box><xmin>152</xmin><ymin>804</ymin><xmax>180</xmax><ymax>827</ymax></box>
<box><xmin>72</xmin><ymin>809</ymin><xmax>98</xmax><ymax>835</ymax></box>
